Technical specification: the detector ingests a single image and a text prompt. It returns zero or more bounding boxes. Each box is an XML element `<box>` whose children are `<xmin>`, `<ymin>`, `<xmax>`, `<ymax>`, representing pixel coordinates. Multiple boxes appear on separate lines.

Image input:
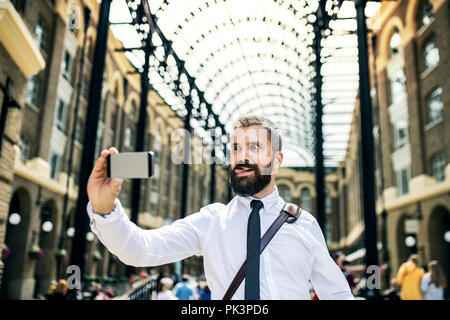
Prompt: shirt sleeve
<box><xmin>86</xmin><ymin>199</ymin><xmax>211</xmax><ymax>267</ymax></box>
<box><xmin>308</xmin><ymin>220</ymin><xmax>355</xmax><ymax>300</ymax></box>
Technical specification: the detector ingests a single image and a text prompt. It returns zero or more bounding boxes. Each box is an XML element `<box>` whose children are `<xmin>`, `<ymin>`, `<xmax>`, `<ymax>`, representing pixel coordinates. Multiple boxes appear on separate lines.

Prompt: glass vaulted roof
<box><xmin>109</xmin><ymin>0</ymin><xmax>380</xmax><ymax>167</ymax></box>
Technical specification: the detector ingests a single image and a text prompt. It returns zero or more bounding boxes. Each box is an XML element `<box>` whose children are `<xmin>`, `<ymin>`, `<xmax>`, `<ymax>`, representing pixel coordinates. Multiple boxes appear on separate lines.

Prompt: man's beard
<box><xmin>229</xmin><ymin>161</ymin><xmax>272</xmax><ymax>197</ymax></box>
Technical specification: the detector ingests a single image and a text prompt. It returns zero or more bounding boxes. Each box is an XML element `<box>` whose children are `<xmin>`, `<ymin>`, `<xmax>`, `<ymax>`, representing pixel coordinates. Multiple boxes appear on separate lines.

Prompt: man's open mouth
<box><xmin>234</xmin><ymin>167</ymin><xmax>254</xmax><ymax>174</ymax></box>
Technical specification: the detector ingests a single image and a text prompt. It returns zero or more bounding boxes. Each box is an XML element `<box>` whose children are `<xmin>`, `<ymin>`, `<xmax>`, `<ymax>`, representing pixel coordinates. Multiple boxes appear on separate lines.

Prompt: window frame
<box><xmin>392</xmin><ymin>118</ymin><xmax>409</xmax><ymax>151</ymax></box>
<box><xmin>35</xmin><ymin>18</ymin><xmax>47</xmax><ymax>53</ymax></box>
<box><xmin>61</xmin><ymin>50</ymin><xmax>72</xmax><ymax>82</ymax></box>
<box><xmin>395</xmin><ymin>167</ymin><xmax>411</xmax><ymax>196</ymax></box>
<box><xmin>423</xmin><ymin>35</ymin><xmax>440</xmax><ymax>72</ymax></box>
<box><xmin>124</xmin><ymin>127</ymin><xmax>132</xmax><ymax>148</ymax></box>
<box><xmin>18</xmin><ymin>134</ymin><xmax>30</xmax><ymax>164</ymax></box>
<box><xmin>25</xmin><ymin>75</ymin><xmax>39</xmax><ymax>107</ymax></box>
<box><xmin>300</xmin><ymin>187</ymin><xmax>312</xmax><ymax>212</ymax></box>
<box><xmin>54</xmin><ymin>99</ymin><xmax>68</xmax><ymax>133</ymax></box>
<box><xmin>49</xmin><ymin>152</ymin><xmax>61</xmax><ymax>180</ymax></box>
<box><xmin>426</xmin><ymin>87</ymin><xmax>444</xmax><ymax>125</ymax></box>
<box><xmin>416</xmin><ymin>0</ymin><xmax>434</xmax><ymax>32</ymax></box>
<box><xmin>431</xmin><ymin>152</ymin><xmax>447</xmax><ymax>183</ymax></box>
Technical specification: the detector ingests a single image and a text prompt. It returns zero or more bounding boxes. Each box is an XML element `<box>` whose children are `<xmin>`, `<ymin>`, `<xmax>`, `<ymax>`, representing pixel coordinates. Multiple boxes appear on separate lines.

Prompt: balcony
<box><xmin>0</xmin><ymin>1</ymin><xmax>45</xmax><ymax>77</ymax></box>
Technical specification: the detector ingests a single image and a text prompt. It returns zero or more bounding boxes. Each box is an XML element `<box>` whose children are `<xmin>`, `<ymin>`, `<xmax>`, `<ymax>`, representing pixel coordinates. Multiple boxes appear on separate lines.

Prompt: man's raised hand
<box><xmin>87</xmin><ymin>147</ymin><xmax>123</xmax><ymax>214</ymax></box>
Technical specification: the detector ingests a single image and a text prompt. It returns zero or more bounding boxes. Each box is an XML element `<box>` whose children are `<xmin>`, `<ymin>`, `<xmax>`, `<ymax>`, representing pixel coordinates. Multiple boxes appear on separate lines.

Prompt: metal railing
<box><xmin>114</xmin><ymin>277</ymin><xmax>158</xmax><ymax>300</ymax></box>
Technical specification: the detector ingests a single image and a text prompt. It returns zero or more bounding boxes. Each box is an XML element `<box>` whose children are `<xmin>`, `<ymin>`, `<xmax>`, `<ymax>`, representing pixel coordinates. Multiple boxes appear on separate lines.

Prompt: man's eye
<box><xmin>251</xmin><ymin>144</ymin><xmax>260</xmax><ymax>150</ymax></box>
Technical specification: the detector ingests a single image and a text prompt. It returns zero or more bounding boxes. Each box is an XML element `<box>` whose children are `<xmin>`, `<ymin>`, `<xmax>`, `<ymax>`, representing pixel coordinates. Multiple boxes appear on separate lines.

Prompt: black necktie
<box><xmin>245</xmin><ymin>199</ymin><xmax>264</xmax><ymax>300</ymax></box>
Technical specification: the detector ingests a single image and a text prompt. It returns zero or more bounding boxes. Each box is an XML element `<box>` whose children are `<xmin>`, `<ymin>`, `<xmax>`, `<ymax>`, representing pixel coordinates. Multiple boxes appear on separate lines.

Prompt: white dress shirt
<box><xmin>87</xmin><ymin>186</ymin><xmax>354</xmax><ymax>300</ymax></box>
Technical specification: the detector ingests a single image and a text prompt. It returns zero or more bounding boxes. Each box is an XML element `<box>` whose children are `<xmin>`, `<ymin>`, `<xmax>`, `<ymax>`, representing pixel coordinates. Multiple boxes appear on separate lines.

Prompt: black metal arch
<box><xmin>181</xmin><ymin>24</ymin><xmax>310</xmax><ymax>64</ymax></box>
<box><xmin>225</xmin><ymin>108</ymin><xmax>307</xmax><ymax>129</ymax></box>
<box><xmin>198</xmin><ymin>53</ymin><xmax>311</xmax><ymax>82</ymax></box>
<box><xmin>155</xmin><ymin>8</ymin><xmax>314</xmax><ymax>90</ymax></box>
<box><xmin>171</xmin><ymin>14</ymin><xmax>311</xmax><ymax>43</ymax></box>
<box><xmin>224</xmin><ymin>100</ymin><xmax>313</xmax><ymax>126</ymax></box>
<box><xmin>192</xmin><ymin>43</ymin><xmax>312</xmax><ymax>83</ymax></box>
<box><xmin>220</xmin><ymin>95</ymin><xmax>310</xmax><ymax>126</ymax></box>
<box><xmin>120</xmin><ymin>0</ymin><xmax>228</xmax><ymax>142</ymax></box>
<box><xmin>154</xmin><ymin>0</ymin><xmax>311</xmax><ymax>27</ymax></box>
<box><xmin>188</xmin><ymin>35</ymin><xmax>311</xmax><ymax>72</ymax></box>
<box><xmin>145</xmin><ymin>0</ymin><xmax>324</xmax><ymax>168</ymax></box>
<box><xmin>210</xmin><ymin>69</ymin><xmax>310</xmax><ymax>105</ymax></box>
<box><xmin>200</xmin><ymin>54</ymin><xmax>313</xmax><ymax>98</ymax></box>
<box><xmin>219</xmin><ymin>83</ymin><xmax>310</xmax><ymax>114</ymax></box>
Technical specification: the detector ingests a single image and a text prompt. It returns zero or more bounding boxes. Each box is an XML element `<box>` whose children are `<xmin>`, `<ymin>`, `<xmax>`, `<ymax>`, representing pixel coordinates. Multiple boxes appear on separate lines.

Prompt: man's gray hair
<box><xmin>233</xmin><ymin>114</ymin><xmax>282</xmax><ymax>152</ymax></box>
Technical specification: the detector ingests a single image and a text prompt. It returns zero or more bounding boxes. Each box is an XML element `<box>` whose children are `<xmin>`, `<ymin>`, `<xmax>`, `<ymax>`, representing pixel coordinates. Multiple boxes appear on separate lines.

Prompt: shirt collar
<box><xmin>237</xmin><ymin>185</ymin><xmax>281</xmax><ymax>212</ymax></box>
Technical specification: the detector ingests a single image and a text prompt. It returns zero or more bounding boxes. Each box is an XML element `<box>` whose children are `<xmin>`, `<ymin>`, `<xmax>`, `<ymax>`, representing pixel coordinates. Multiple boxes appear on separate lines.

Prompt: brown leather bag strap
<box><xmin>222</xmin><ymin>203</ymin><xmax>302</xmax><ymax>300</ymax></box>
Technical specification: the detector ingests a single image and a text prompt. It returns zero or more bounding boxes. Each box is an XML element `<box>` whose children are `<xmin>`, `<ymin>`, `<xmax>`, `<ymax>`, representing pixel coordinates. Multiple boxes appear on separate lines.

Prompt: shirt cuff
<box><xmin>86</xmin><ymin>199</ymin><xmax>123</xmax><ymax>226</ymax></box>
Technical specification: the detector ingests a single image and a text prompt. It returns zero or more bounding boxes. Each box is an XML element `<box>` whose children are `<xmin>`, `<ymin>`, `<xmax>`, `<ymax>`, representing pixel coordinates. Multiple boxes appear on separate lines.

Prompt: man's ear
<box><xmin>272</xmin><ymin>151</ymin><xmax>283</xmax><ymax>174</ymax></box>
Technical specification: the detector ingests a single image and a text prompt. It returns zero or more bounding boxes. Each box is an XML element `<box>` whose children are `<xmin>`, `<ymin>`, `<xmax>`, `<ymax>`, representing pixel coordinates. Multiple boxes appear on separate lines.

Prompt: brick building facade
<box><xmin>0</xmin><ymin>0</ymin><xmax>229</xmax><ymax>299</ymax></box>
<box><xmin>332</xmin><ymin>0</ymin><xmax>449</xmax><ymax>295</ymax></box>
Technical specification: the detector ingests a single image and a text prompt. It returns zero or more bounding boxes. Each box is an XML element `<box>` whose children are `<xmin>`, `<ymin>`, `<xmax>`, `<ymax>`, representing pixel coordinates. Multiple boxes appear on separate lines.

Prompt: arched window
<box><xmin>388</xmin><ymin>28</ymin><xmax>402</xmax><ymax>58</ymax></box>
<box><xmin>278</xmin><ymin>185</ymin><xmax>291</xmax><ymax>202</ymax></box>
<box><xmin>300</xmin><ymin>188</ymin><xmax>311</xmax><ymax>212</ymax></box>
<box><xmin>416</xmin><ymin>0</ymin><xmax>434</xmax><ymax>30</ymax></box>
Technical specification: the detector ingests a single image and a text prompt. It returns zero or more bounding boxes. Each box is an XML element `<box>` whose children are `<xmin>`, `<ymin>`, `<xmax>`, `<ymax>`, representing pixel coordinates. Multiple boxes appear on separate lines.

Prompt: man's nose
<box><xmin>235</xmin><ymin>146</ymin><xmax>251</xmax><ymax>160</ymax></box>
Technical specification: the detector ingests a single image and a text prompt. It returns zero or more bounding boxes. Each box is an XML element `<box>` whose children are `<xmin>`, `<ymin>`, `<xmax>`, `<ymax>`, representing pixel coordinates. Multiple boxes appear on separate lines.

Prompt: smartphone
<box><xmin>106</xmin><ymin>151</ymin><xmax>154</xmax><ymax>179</ymax></box>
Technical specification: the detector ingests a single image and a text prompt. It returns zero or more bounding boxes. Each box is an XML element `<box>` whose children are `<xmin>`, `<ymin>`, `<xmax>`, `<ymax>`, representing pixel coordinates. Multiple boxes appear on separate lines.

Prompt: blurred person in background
<box><xmin>335</xmin><ymin>251</ymin><xmax>356</xmax><ymax>294</ymax></box>
<box><xmin>157</xmin><ymin>277</ymin><xmax>176</xmax><ymax>300</ymax></box>
<box><xmin>383</xmin><ymin>278</ymin><xmax>401</xmax><ymax>300</ymax></box>
<box><xmin>421</xmin><ymin>260</ymin><xmax>447</xmax><ymax>300</ymax></box>
<box><xmin>45</xmin><ymin>280</ymin><xmax>57</xmax><ymax>298</ymax></box>
<box><xmin>174</xmin><ymin>274</ymin><xmax>195</xmax><ymax>300</ymax></box>
<box><xmin>197</xmin><ymin>282</ymin><xmax>211</xmax><ymax>300</ymax></box>
<box><xmin>396</xmin><ymin>254</ymin><xmax>425</xmax><ymax>300</ymax></box>
<box><xmin>47</xmin><ymin>279</ymin><xmax>69</xmax><ymax>301</ymax></box>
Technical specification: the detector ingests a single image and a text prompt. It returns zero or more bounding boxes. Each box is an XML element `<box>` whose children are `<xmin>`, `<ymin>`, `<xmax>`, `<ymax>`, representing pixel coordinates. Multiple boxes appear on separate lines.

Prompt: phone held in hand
<box><xmin>106</xmin><ymin>151</ymin><xmax>154</xmax><ymax>179</ymax></box>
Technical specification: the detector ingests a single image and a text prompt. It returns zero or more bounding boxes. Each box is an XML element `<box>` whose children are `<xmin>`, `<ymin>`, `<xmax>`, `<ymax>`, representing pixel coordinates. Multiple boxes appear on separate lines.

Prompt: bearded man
<box><xmin>86</xmin><ymin>115</ymin><xmax>353</xmax><ymax>300</ymax></box>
